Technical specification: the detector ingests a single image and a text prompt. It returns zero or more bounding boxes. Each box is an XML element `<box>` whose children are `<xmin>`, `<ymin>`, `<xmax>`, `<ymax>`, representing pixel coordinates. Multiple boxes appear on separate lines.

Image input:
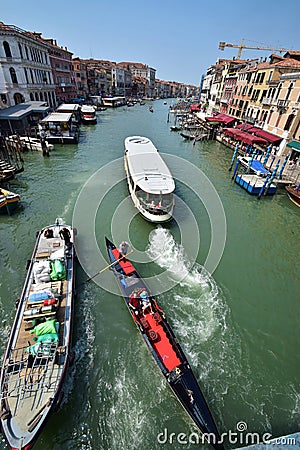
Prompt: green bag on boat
<box><xmin>30</xmin><ymin>319</ymin><xmax>57</xmax><ymax>336</ymax></box>
<box><xmin>50</xmin><ymin>259</ymin><xmax>66</xmax><ymax>281</ymax></box>
<box><xmin>34</xmin><ymin>333</ymin><xmax>59</xmax><ymax>344</ymax></box>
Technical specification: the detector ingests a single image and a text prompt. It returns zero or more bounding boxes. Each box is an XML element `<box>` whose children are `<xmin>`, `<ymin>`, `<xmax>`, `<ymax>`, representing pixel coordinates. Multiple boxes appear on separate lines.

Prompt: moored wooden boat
<box><xmin>286</xmin><ymin>185</ymin><xmax>300</xmax><ymax>207</ymax></box>
<box><xmin>0</xmin><ymin>219</ymin><xmax>76</xmax><ymax>450</ymax></box>
<box><xmin>105</xmin><ymin>238</ymin><xmax>224</xmax><ymax>450</ymax></box>
<box><xmin>0</xmin><ymin>188</ymin><xmax>20</xmax><ymax>215</ymax></box>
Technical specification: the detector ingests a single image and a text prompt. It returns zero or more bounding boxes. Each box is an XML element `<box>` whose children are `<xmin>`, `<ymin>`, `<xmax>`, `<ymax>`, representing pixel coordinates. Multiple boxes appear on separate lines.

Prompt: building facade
<box><xmin>42</xmin><ymin>37</ymin><xmax>76</xmax><ymax>103</ymax></box>
<box><xmin>0</xmin><ymin>22</ymin><xmax>56</xmax><ymax>109</ymax></box>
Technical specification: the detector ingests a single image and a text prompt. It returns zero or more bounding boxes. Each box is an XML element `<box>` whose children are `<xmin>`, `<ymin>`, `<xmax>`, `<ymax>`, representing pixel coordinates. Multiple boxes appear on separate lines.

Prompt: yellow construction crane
<box><xmin>218</xmin><ymin>38</ymin><xmax>292</xmax><ymax>59</ymax></box>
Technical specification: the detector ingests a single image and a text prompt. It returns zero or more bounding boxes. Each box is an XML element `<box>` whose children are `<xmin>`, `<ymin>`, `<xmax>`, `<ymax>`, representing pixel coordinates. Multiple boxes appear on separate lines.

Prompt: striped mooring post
<box><xmin>229</xmin><ymin>143</ymin><xmax>239</xmax><ymax>171</ymax></box>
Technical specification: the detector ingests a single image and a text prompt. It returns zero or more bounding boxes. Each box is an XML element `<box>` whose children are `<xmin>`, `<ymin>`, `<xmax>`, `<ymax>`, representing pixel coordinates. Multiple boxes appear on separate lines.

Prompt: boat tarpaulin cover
<box><xmin>250</xmin><ymin>160</ymin><xmax>269</xmax><ymax>175</ymax></box>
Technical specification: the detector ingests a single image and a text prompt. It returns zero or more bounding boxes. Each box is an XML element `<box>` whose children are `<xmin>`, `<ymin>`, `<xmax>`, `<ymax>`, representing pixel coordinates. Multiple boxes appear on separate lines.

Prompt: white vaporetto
<box><xmin>124</xmin><ymin>136</ymin><xmax>175</xmax><ymax>222</ymax></box>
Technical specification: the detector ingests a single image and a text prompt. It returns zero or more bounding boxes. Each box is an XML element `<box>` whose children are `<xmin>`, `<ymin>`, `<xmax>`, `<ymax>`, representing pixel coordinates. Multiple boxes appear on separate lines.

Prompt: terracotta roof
<box><xmin>270</xmin><ymin>53</ymin><xmax>284</xmax><ymax>60</ymax></box>
<box><xmin>275</xmin><ymin>58</ymin><xmax>300</xmax><ymax>68</ymax></box>
<box><xmin>119</xmin><ymin>62</ymin><xmax>149</xmax><ymax>69</ymax></box>
<box><xmin>256</xmin><ymin>62</ymin><xmax>271</xmax><ymax>69</ymax></box>
<box><xmin>284</xmin><ymin>51</ymin><xmax>300</xmax><ymax>56</ymax></box>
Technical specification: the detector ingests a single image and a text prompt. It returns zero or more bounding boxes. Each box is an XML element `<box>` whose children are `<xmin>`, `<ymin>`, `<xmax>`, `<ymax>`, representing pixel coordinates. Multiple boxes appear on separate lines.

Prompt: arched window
<box><xmin>275</xmin><ymin>83</ymin><xmax>282</xmax><ymax>100</ymax></box>
<box><xmin>44</xmin><ymin>92</ymin><xmax>47</xmax><ymax>102</ymax></box>
<box><xmin>39</xmin><ymin>92</ymin><xmax>43</xmax><ymax>101</ymax></box>
<box><xmin>35</xmin><ymin>92</ymin><xmax>39</xmax><ymax>101</ymax></box>
<box><xmin>284</xmin><ymin>114</ymin><xmax>295</xmax><ymax>131</ymax></box>
<box><xmin>24</xmin><ymin>68</ymin><xmax>29</xmax><ymax>84</ymax></box>
<box><xmin>30</xmin><ymin>93</ymin><xmax>34</xmax><ymax>101</ymax></box>
<box><xmin>47</xmin><ymin>91</ymin><xmax>52</xmax><ymax>107</ymax></box>
<box><xmin>285</xmin><ymin>82</ymin><xmax>293</xmax><ymax>101</ymax></box>
<box><xmin>13</xmin><ymin>93</ymin><xmax>24</xmax><ymax>105</ymax></box>
<box><xmin>9</xmin><ymin>67</ymin><xmax>18</xmax><ymax>84</ymax></box>
<box><xmin>18</xmin><ymin>43</ymin><xmax>23</xmax><ymax>59</ymax></box>
<box><xmin>3</xmin><ymin>41</ymin><xmax>12</xmax><ymax>58</ymax></box>
<box><xmin>25</xmin><ymin>45</ymin><xmax>29</xmax><ymax>60</ymax></box>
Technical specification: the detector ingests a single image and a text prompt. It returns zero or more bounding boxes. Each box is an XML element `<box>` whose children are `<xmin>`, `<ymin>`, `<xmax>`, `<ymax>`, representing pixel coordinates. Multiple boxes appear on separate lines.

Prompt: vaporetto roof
<box><xmin>81</xmin><ymin>105</ymin><xmax>96</xmax><ymax>113</ymax></box>
<box><xmin>124</xmin><ymin>136</ymin><xmax>175</xmax><ymax>194</ymax></box>
<box><xmin>42</xmin><ymin>112</ymin><xmax>72</xmax><ymax>122</ymax></box>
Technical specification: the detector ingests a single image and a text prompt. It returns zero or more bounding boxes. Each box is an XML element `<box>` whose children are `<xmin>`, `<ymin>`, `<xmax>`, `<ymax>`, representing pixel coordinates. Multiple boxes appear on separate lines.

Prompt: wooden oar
<box><xmin>80</xmin><ymin>249</ymin><xmax>134</xmax><ymax>285</ymax></box>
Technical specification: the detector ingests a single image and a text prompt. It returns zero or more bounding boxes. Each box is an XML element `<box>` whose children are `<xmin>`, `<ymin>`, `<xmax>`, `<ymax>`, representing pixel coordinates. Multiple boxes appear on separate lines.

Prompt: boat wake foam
<box><xmin>147</xmin><ymin>227</ymin><xmax>224</xmax><ymax>347</ymax></box>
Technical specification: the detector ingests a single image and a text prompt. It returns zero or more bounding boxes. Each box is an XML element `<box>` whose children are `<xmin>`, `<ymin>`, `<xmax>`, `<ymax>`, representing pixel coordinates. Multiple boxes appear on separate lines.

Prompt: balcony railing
<box><xmin>262</xmin><ymin>97</ymin><xmax>273</xmax><ymax>105</ymax></box>
<box><xmin>220</xmin><ymin>98</ymin><xmax>228</xmax><ymax>104</ymax></box>
<box><xmin>277</xmin><ymin>99</ymin><xmax>289</xmax><ymax>108</ymax></box>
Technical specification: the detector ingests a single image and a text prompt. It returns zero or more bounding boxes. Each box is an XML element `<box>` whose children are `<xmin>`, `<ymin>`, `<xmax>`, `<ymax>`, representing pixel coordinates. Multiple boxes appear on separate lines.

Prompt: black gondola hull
<box><xmin>105</xmin><ymin>237</ymin><xmax>224</xmax><ymax>450</ymax></box>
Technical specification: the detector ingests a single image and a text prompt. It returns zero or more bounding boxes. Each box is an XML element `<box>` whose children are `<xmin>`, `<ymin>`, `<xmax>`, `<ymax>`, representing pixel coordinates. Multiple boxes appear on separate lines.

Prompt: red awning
<box><xmin>237</xmin><ymin>124</ymin><xmax>282</xmax><ymax>143</ymax></box>
<box><xmin>205</xmin><ymin>116</ymin><xmax>221</xmax><ymax>122</ymax></box>
<box><xmin>252</xmin><ymin>129</ymin><xmax>282</xmax><ymax>143</ymax></box>
<box><xmin>223</xmin><ymin>128</ymin><xmax>268</xmax><ymax>146</ymax></box>
<box><xmin>190</xmin><ymin>103</ymin><xmax>201</xmax><ymax>112</ymax></box>
<box><xmin>205</xmin><ymin>113</ymin><xmax>235</xmax><ymax>124</ymax></box>
<box><xmin>237</xmin><ymin>123</ymin><xmax>253</xmax><ymax>131</ymax></box>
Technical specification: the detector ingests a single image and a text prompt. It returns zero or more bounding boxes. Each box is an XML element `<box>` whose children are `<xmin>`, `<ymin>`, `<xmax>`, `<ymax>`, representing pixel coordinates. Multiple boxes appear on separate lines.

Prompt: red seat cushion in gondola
<box><xmin>112</xmin><ymin>248</ymin><xmax>135</xmax><ymax>275</ymax></box>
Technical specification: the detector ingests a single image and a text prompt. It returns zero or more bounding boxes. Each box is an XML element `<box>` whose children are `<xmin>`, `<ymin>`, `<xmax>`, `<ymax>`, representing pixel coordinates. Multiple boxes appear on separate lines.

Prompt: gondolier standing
<box><xmin>119</xmin><ymin>240</ymin><xmax>130</xmax><ymax>256</ymax></box>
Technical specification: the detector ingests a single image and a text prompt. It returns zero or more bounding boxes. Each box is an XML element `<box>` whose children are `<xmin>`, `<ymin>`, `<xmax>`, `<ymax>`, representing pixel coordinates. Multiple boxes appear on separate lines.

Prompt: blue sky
<box><xmin>2</xmin><ymin>0</ymin><xmax>300</xmax><ymax>85</ymax></box>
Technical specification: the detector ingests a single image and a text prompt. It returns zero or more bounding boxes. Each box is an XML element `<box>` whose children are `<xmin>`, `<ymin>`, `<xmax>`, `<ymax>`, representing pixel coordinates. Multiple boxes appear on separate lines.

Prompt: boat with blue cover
<box><xmin>237</xmin><ymin>156</ymin><xmax>270</xmax><ymax>177</ymax></box>
<box><xmin>105</xmin><ymin>237</ymin><xmax>224</xmax><ymax>450</ymax></box>
<box><xmin>0</xmin><ymin>219</ymin><xmax>76</xmax><ymax>450</ymax></box>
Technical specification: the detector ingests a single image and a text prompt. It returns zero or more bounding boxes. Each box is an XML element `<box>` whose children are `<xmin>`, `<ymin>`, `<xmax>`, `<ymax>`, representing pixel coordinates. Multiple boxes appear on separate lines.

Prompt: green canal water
<box><xmin>0</xmin><ymin>101</ymin><xmax>299</xmax><ymax>450</ymax></box>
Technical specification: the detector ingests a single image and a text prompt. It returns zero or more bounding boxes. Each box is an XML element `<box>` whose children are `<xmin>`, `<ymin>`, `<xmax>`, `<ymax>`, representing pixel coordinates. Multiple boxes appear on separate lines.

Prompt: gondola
<box><xmin>105</xmin><ymin>237</ymin><xmax>224</xmax><ymax>450</ymax></box>
<box><xmin>0</xmin><ymin>219</ymin><xmax>76</xmax><ymax>450</ymax></box>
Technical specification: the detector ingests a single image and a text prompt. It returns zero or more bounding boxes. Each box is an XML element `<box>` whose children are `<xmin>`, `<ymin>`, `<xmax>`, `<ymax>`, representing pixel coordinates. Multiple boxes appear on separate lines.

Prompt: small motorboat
<box><xmin>149</xmin><ymin>106</ymin><xmax>153</xmax><ymax>113</ymax></box>
<box><xmin>0</xmin><ymin>218</ymin><xmax>76</xmax><ymax>450</ymax></box>
<box><xmin>286</xmin><ymin>184</ymin><xmax>300</xmax><ymax>207</ymax></box>
<box><xmin>0</xmin><ymin>188</ymin><xmax>20</xmax><ymax>214</ymax></box>
<box><xmin>105</xmin><ymin>238</ymin><xmax>224</xmax><ymax>449</ymax></box>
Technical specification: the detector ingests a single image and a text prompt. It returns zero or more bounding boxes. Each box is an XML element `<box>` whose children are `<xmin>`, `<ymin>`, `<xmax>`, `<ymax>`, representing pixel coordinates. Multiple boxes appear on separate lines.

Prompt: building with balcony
<box><xmin>41</xmin><ymin>37</ymin><xmax>76</xmax><ymax>103</ymax></box>
<box><xmin>0</xmin><ymin>21</ymin><xmax>56</xmax><ymax>109</ymax></box>
<box><xmin>73</xmin><ymin>57</ymin><xmax>88</xmax><ymax>98</ymax></box>
<box><xmin>118</xmin><ymin>62</ymin><xmax>156</xmax><ymax>98</ymax></box>
<box><xmin>264</xmin><ymin>71</ymin><xmax>300</xmax><ymax>154</ymax></box>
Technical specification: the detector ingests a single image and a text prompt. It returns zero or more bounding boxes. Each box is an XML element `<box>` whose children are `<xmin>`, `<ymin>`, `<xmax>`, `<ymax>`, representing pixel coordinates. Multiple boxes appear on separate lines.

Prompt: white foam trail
<box><xmin>147</xmin><ymin>228</ymin><xmax>224</xmax><ymax>348</ymax></box>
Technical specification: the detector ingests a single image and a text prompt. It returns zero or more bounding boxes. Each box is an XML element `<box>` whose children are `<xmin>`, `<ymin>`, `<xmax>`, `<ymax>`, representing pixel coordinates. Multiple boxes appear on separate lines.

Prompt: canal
<box><xmin>0</xmin><ymin>100</ymin><xmax>299</xmax><ymax>449</ymax></box>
